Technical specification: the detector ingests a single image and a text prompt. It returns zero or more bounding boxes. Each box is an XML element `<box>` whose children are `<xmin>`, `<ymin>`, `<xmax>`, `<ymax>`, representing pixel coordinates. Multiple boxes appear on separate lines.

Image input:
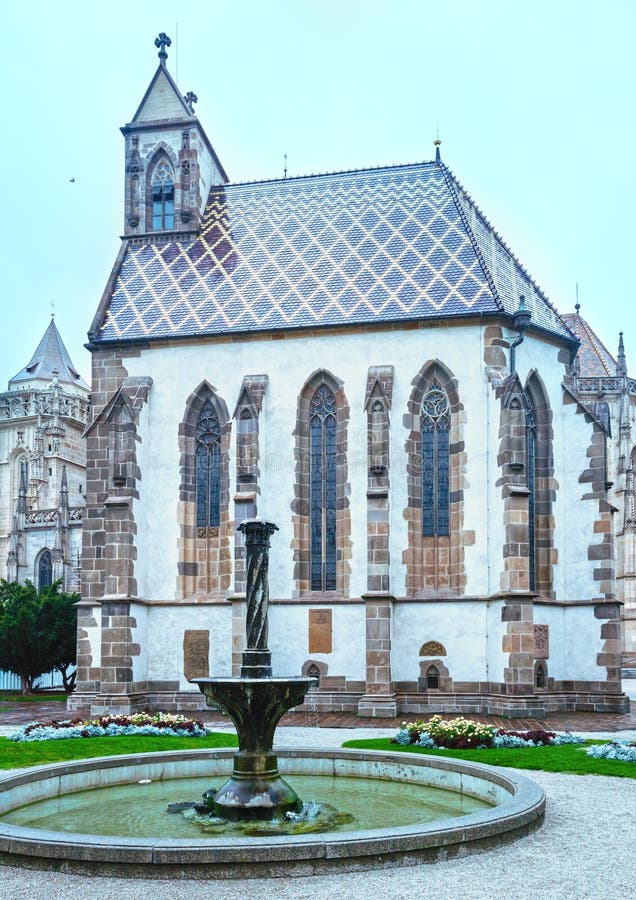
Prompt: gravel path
<box><xmin>0</xmin><ymin>725</ymin><xmax>635</xmax><ymax>898</ymax></box>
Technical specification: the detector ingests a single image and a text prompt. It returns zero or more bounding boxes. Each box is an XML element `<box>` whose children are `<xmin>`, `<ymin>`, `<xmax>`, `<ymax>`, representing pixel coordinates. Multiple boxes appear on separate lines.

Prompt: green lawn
<box><xmin>0</xmin><ymin>732</ymin><xmax>237</xmax><ymax>770</ymax></box>
<box><xmin>342</xmin><ymin>737</ymin><xmax>636</xmax><ymax>779</ymax></box>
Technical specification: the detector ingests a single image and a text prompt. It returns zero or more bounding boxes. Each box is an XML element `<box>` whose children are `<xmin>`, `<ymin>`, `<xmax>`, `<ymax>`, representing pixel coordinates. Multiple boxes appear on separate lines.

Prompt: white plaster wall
<box><xmin>558</xmin><ymin>402</ymin><xmax>602</xmax><ymax>601</ymax></box>
<box><xmin>146</xmin><ymin>603</ymin><xmax>233</xmax><ymax>688</ymax></box>
<box><xmin>535</xmin><ymin>605</ymin><xmax>605</xmax><ymax>680</ymax></box>
<box><xmin>392</xmin><ymin>601</ymin><xmax>495</xmax><ymax>683</ymax></box>
<box><xmin>486</xmin><ymin>600</ymin><xmax>507</xmax><ymax>682</ymax></box>
<box><xmin>131</xmin><ymin>602</ymin><xmax>148</xmax><ymax>684</ymax></box>
<box><xmin>83</xmin><ymin>605</ymin><xmax>101</xmax><ymax>669</ymax></box>
<box><xmin>268</xmin><ymin>603</ymin><xmax>366</xmax><ymax>681</ymax></box>
<box><xmin>126</xmin><ymin>323</ymin><xmax>492</xmax><ymax>601</ymax></box>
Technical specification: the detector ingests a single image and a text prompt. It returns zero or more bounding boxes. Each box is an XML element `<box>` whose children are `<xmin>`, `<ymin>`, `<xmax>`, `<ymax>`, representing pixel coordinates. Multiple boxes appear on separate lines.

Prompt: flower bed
<box><xmin>9</xmin><ymin>712</ymin><xmax>208</xmax><ymax>742</ymax></box>
<box><xmin>585</xmin><ymin>740</ymin><xmax>636</xmax><ymax>762</ymax></box>
<box><xmin>393</xmin><ymin>715</ymin><xmax>583</xmax><ymax>750</ymax></box>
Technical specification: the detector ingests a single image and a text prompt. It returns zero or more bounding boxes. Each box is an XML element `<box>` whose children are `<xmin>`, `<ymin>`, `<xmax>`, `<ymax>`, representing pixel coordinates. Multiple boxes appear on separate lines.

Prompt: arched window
<box><xmin>421</xmin><ymin>380</ymin><xmax>450</xmax><ymax>536</ymax></box>
<box><xmin>425</xmin><ymin>665</ymin><xmax>440</xmax><ymax>689</ymax></box>
<box><xmin>526</xmin><ymin>396</ymin><xmax>537</xmax><ymax>591</ymax></box>
<box><xmin>306</xmin><ymin>663</ymin><xmax>321</xmax><ymax>689</ymax></box>
<box><xmin>151</xmin><ymin>159</ymin><xmax>175</xmax><ymax>230</ymax></box>
<box><xmin>535</xmin><ymin>662</ymin><xmax>547</xmax><ymax>689</ymax></box>
<box><xmin>38</xmin><ymin>550</ymin><xmax>53</xmax><ymax>590</ymax></box>
<box><xmin>310</xmin><ymin>385</ymin><xmax>337</xmax><ymax>591</ymax></box>
<box><xmin>196</xmin><ymin>401</ymin><xmax>221</xmax><ymax>528</ymax></box>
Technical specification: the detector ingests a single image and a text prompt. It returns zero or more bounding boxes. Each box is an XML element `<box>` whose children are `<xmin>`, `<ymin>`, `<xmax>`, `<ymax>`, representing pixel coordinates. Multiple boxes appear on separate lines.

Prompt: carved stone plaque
<box><xmin>309</xmin><ymin>609</ymin><xmax>332</xmax><ymax>654</ymax></box>
<box><xmin>534</xmin><ymin>624</ymin><xmax>549</xmax><ymax>659</ymax></box>
<box><xmin>183</xmin><ymin>629</ymin><xmax>210</xmax><ymax>680</ymax></box>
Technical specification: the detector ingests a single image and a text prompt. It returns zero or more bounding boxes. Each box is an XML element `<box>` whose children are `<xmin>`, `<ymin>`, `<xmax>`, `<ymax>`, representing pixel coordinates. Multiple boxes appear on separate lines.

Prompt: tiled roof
<box><xmin>9</xmin><ymin>319</ymin><xmax>89</xmax><ymax>391</ymax></box>
<box><xmin>94</xmin><ymin>161</ymin><xmax>575</xmax><ymax>344</ymax></box>
<box><xmin>561</xmin><ymin>312</ymin><xmax>617</xmax><ymax>377</ymax></box>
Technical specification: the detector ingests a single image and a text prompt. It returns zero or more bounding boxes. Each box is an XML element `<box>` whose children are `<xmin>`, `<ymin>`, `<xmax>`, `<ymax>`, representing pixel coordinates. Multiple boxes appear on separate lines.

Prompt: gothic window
<box><xmin>425</xmin><ymin>665</ymin><xmax>440</xmax><ymax>689</ymax></box>
<box><xmin>526</xmin><ymin>397</ymin><xmax>537</xmax><ymax>591</ymax></box>
<box><xmin>196</xmin><ymin>401</ymin><xmax>221</xmax><ymax>528</ymax></box>
<box><xmin>535</xmin><ymin>661</ymin><xmax>547</xmax><ymax>689</ymax></box>
<box><xmin>38</xmin><ymin>550</ymin><xmax>53</xmax><ymax>590</ymax></box>
<box><xmin>421</xmin><ymin>380</ymin><xmax>450</xmax><ymax>536</ymax></box>
<box><xmin>151</xmin><ymin>159</ymin><xmax>175</xmax><ymax>230</ymax></box>
<box><xmin>310</xmin><ymin>385</ymin><xmax>337</xmax><ymax>591</ymax></box>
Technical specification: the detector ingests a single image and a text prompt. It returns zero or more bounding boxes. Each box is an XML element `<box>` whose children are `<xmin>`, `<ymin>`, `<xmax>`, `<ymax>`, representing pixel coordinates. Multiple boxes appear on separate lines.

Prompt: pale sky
<box><xmin>1</xmin><ymin>0</ymin><xmax>634</xmax><ymax>384</ymax></box>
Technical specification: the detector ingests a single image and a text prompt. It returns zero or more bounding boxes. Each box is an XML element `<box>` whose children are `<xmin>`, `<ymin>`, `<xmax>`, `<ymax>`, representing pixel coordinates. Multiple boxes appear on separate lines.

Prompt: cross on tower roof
<box><xmin>155</xmin><ymin>32</ymin><xmax>171</xmax><ymax>65</ymax></box>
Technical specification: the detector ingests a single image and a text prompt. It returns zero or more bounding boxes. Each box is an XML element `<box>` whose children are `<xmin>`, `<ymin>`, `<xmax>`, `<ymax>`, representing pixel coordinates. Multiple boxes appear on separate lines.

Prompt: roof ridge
<box><xmin>438</xmin><ymin>161</ymin><xmax>503</xmax><ymax>312</ymax></box>
<box><xmin>217</xmin><ymin>159</ymin><xmax>437</xmax><ymax>191</ymax></box>
<box><xmin>441</xmin><ymin>163</ymin><xmax>577</xmax><ymax>341</ymax></box>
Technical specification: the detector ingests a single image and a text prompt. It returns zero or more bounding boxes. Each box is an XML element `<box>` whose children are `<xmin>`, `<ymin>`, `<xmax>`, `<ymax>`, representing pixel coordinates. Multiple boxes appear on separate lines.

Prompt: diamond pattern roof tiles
<box><xmin>562</xmin><ymin>312</ymin><xmax>617</xmax><ymax>377</ymax></box>
<box><xmin>95</xmin><ymin>161</ymin><xmax>575</xmax><ymax>344</ymax></box>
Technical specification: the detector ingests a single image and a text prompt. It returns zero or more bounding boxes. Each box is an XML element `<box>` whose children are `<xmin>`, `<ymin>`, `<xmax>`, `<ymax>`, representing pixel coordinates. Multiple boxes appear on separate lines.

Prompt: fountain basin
<box><xmin>0</xmin><ymin>748</ymin><xmax>545</xmax><ymax>878</ymax></box>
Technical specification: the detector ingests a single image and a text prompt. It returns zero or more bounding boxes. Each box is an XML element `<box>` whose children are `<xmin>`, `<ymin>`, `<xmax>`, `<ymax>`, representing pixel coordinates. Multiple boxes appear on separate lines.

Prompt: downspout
<box><xmin>509</xmin><ymin>295</ymin><xmax>532</xmax><ymax>375</ymax></box>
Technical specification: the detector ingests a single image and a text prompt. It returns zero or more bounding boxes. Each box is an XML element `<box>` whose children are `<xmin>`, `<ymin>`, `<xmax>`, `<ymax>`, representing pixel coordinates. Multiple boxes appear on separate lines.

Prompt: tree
<box><xmin>39</xmin><ymin>584</ymin><xmax>80</xmax><ymax>692</ymax></box>
<box><xmin>0</xmin><ymin>579</ymin><xmax>79</xmax><ymax>694</ymax></box>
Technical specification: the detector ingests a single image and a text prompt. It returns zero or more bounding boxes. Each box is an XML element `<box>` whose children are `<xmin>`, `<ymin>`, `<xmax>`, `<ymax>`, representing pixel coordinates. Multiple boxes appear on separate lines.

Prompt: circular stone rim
<box><xmin>0</xmin><ymin>748</ymin><xmax>545</xmax><ymax>878</ymax></box>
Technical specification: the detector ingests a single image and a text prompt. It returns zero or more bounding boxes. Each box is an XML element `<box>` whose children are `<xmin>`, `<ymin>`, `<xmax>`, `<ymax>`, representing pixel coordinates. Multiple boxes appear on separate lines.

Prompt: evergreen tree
<box><xmin>0</xmin><ymin>580</ymin><xmax>79</xmax><ymax>694</ymax></box>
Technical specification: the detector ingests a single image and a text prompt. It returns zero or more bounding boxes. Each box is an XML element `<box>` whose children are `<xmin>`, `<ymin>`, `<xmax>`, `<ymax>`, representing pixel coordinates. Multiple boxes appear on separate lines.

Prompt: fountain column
<box><xmin>195</xmin><ymin>519</ymin><xmax>315</xmax><ymax>820</ymax></box>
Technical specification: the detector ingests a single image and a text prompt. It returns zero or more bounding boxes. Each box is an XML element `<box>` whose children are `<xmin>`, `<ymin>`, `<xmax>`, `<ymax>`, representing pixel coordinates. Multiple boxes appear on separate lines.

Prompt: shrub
<box><xmin>586</xmin><ymin>741</ymin><xmax>636</xmax><ymax>762</ymax></box>
<box><xmin>393</xmin><ymin>718</ymin><xmax>584</xmax><ymax>750</ymax></box>
<box><xmin>9</xmin><ymin>712</ymin><xmax>207</xmax><ymax>742</ymax></box>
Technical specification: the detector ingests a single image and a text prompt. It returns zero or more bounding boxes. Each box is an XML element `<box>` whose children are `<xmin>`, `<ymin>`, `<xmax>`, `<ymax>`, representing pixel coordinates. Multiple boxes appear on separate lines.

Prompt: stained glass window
<box><xmin>310</xmin><ymin>385</ymin><xmax>337</xmax><ymax>591</ymax></box>
<box><xmin>526</xmin><ymin>399</ymin><xmax>537</xmax><ymax>591</ymax></box>
<box><xmin>38</xmin><ymin>550</ymin><xmax>53</xmax><ymax>590</ymax></box>
<box><xmin>196</xmin><ymin>401</ymin><xmax>221</xmax><ymax>528</ymax></box>
<box><xmin>421</xmin><ymin>380</ymin><xmax>450</xmax><ymax>536</ymax></box>
<box><xmin>152</xmin><ymin>159</ymin><xmax>175</xmax><ymax>231</ymax></box>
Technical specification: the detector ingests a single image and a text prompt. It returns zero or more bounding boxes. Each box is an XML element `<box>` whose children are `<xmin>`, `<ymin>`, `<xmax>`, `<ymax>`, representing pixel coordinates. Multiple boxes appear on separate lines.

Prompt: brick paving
<box><xmin>2</xmin><ymin>698</ymin><xmax>636</xmax><ymax>732</ymax></box>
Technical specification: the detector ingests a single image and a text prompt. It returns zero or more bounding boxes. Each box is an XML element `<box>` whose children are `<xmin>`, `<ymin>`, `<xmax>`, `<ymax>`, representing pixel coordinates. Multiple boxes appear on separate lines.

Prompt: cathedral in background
<box><xmin>0</xmin><ymin>317</ymin><xmax>89</xmax><ymax>593</ymax></box>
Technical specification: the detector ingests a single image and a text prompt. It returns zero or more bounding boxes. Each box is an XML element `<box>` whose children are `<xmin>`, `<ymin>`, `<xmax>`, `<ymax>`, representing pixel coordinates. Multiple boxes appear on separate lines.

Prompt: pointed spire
<box><xmin>16</xmin><ymin>462</ymin><xmax>27</xmax><ymax>514</ymax></box>
<box><xmin>59</xmin><ymin>465</ymin><xmax>69</xmax><ymax>510</ymax></box>
<box><xmin>617</xmin><ymin>331</ymin><xmax>627</xmax><ymax>377</ymax></box>
<box><xmin>9</xmin><ymin>318</ymin><xmax>88</xmax><ymax>391</ymax></box>
<box><xmin>154</xmin><ymin>32</ymin><xmax>171</xmax><ymax>66</ymax></box>
<box><xmin>434</xmin><ymin>139</ymin><xmax>441</xmax><ymax>163</ymax></box>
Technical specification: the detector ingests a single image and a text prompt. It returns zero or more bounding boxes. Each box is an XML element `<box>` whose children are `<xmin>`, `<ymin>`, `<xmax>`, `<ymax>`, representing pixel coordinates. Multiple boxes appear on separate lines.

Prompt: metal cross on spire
<box><xmin>155</xmin><ymin>32</ymin><xmax>172</xmax><ymax>65</ymax></box>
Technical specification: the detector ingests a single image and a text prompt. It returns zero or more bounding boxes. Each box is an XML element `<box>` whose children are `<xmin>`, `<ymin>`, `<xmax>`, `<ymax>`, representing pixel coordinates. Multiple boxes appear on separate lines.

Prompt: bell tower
<box><xmin>121</xmin><ymin>33</ymin><xmax>228</xmax><ymax>237</ymax></box>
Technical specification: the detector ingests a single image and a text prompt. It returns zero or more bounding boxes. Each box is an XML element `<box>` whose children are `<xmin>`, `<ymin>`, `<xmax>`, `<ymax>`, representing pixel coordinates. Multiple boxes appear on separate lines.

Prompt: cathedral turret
<box><xmin>121</xmin><ymin>32</ymin><xmax>228</xmax><ymax>238</ymax></box>
<box><xmin>8</xmin><ymin>317</ymin><xmax>89</xmax><ymax>394</ymax></box>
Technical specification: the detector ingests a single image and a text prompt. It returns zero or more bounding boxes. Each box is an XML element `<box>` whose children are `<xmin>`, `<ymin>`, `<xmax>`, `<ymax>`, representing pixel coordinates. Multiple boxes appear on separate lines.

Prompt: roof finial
<box><xmin>50</xmin><ymin>299</ymin><xmax>55</xmax><ymax>319</ymax></box>
<box><xmin>184</xmin><ymin>91</ymin><xmax>198</xmax><ymax>113</ymax></box>
<box><xmin>283</xmin><ymin>152</ymin><xmax>288</xmax><ymax>179</ymax></box>
<box><xmin>575</xmin><ymin>281</ymin><xmax>580</xmax><ymax>314</ymax></box>
<box><xmin>617</xmin><ymin>331</ymin><xmax>627</xmax><ymax>377</ymax></box>
<box><xmin>434</xmin><ymin>134</ymin><xmax>441</xmax><ymax>164</ymax></box>
<box><xmin>155</xmin><ymin>32</ymin><xmax>171</xmax><ymax>66</ymax></box>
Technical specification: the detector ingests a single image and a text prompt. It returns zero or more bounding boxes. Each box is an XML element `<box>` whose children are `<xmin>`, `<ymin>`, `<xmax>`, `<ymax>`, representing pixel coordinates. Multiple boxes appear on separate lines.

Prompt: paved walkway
<box><xmin>2</xmin><ymin>694</ymin><xmax>636</xmax><ymax>733</ymax></box>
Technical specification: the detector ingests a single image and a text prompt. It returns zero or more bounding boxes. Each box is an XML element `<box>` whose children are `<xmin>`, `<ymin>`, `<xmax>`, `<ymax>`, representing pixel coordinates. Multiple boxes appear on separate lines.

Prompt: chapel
<box><xmin>70</xmin><ymin>35</ymin><xmax>632</xmax><ymax>718</ymax></box>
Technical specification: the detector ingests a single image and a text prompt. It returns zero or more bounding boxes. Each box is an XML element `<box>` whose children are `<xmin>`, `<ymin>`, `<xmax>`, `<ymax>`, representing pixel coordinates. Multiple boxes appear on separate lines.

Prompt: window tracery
<box><xmin>421</xmin><ymin>380</ymin><xmax>450</xmax><ymax>536</ymax></box>
<box><xmin>196</xmin><ymin>401</ymin><xmax>221</xmax><ymax>528</ymax></box>
<box><xmin>310</xmin><ymin>385</ymin><xmax>337</xmax><ymax>591</ymax></box>
<box><xmin>38</xmin><ymin>549</ymin><xmax>53</xmax><ymax>590</ymax></box>
<box><xmin>151</xmin><ymin>159</ymin><xmax>175</xmax><ymax>230</ymax></box>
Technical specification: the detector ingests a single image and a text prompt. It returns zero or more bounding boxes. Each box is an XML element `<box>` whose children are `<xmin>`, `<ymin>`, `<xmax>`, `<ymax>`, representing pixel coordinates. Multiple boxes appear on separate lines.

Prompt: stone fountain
<box><xmin>194</xmin><ymin>519</ymin><xmax>315</xmax><ymax>821</ymax></box>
